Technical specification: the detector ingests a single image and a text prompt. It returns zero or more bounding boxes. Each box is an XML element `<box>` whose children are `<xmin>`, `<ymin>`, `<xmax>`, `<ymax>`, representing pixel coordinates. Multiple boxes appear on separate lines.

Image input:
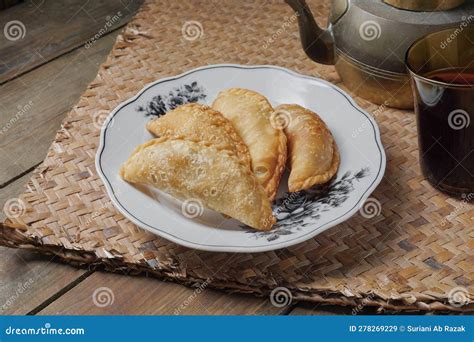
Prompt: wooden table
<box><xmin>0</xmin><ymin>0</ymin><xmax>378</xmax><ymax>316</ymax></box>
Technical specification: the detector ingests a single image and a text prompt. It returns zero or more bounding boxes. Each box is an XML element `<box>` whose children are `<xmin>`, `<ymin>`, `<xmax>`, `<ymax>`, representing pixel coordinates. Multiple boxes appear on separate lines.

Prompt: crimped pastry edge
<box><xmin>213</xmin><ymin>88</ymin><xmax>288</xmax><ymax>201</ymax></box>
<box><xmin>145</xmin><ymin>103</ymin><xmax>252</xmax><ymax>168</ymax></box>
<box><xmin>263</xmin><ymin>129</ymin><xmax>287</xmax><ymax>201</ymax></box>
<box><xmin>288</xmin><ymin>141</ymin><xmax>340</xmax><ymax>192</ymax></box>
<box><xmin>276</xmin><ymin>104</ymin><xmax>340</xmax><ymax>193</ymax></box>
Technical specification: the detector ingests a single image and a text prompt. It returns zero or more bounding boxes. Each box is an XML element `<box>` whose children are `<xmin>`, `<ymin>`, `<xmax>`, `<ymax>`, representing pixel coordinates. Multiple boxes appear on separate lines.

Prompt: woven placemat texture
<box><xmin>1</xmin><ymin>0</ymin><xmax>473</xmax><ymax>312</ymax></box>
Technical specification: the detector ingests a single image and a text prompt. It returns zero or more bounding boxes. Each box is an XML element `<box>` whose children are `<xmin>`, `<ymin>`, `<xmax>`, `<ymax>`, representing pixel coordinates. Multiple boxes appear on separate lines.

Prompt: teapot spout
<box><xmin>285</xmin><ymin>0</ymin><xmax>335</xmax><ymax>65</ymax></box>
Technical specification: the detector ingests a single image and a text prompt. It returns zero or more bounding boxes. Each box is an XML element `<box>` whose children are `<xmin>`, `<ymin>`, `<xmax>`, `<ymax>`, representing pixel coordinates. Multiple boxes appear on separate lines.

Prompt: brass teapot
<box><xmin>286</xmin><ymin>0</ymin><xmax>473</xmax><ymax>109</ymax></box>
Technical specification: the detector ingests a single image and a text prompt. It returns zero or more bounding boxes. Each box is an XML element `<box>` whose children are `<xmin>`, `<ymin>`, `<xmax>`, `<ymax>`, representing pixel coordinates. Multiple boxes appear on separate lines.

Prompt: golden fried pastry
<box><xmin>146</xmin><ymin>103</ymin><xmax>251</xmax><ymax>169</ymax></box>
<box><xmin>212</xmin><ymin>88</ymin><xmax>287</xmax><ymax>201</ymax></box>
<box><xmin>276</xmin><ymin>104</ymin><xmax>339</xmax><ymax>192</ymax></box>
<box><xmin>120</xmin><ymin>137</ymin><xmax>275</xmax><ymax>231</ymax></box>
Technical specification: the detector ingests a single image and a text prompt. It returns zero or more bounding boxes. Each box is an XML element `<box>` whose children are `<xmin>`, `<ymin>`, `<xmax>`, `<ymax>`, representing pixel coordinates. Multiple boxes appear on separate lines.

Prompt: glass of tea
<box><xmin>406</xmin><ymin>26</ymin><xmax>474</xmax><ymax>197</ymax></box>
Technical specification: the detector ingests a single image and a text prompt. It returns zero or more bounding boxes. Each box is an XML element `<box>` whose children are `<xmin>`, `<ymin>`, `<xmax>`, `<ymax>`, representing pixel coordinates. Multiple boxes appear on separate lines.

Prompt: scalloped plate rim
<box><xmin>95</xmin><ymin>64</ymin><xmax>387</xmax><ymax>253</ymax></box>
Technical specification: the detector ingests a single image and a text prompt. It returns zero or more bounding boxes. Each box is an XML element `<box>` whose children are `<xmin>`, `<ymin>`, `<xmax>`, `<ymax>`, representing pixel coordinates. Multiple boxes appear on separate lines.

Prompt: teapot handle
<box><xmin>285</xmin><ymin>0</ymin><xmax>335</xmax><ymax>65</ymax></box>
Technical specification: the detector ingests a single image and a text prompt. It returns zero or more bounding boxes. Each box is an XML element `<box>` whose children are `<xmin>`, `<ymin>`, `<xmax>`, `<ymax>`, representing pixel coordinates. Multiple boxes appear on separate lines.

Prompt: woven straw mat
<box><xmin>1</xmin><ymin>0</ymin><xmax>473</xmax><ymax>312</ymax></box>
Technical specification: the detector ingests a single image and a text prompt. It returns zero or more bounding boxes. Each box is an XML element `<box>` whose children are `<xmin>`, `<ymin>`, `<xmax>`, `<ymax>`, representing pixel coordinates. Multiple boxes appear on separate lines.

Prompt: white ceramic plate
<box><xmin>96</xmin><ymin>64</ymin><xmax>386</xmax><ymax>253</ymax></box>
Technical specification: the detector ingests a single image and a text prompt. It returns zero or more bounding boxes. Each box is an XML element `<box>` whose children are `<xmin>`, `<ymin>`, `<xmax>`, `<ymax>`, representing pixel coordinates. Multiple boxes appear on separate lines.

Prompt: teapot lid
<box><xmin>383</xmin><ymin>0</ymin><xmax>465</xmax><ymax>11</ymax></box>
<box><xmin>354</xmin><ymin>0</ymin><xmax>473</xmax><ymax>25</ymax></box>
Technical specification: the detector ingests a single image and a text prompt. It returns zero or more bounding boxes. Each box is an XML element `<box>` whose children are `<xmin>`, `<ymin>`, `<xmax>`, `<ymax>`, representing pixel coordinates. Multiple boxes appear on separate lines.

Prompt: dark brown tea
<box><xmin>414</xmin><ymin>67</ymin><xmax>474</xmax><ymax>196</ymax></box>
<box><xmin>428</xmin><ymin>69</ymin><xmax>474</xmax><ymax>85</ymax></box>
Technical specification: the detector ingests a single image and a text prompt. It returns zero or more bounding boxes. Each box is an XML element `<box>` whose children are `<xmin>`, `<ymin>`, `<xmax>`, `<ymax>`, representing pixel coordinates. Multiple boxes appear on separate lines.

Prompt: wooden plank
<box><xmin>0</xmin><ymin>172</ymin><xmax>30</xmax><ymax>221</ymax></box>
<box><xmin>0</xmin><ymin>30</ymin><xmax>120</xmax><ymax>186</ymax></box>
<box><xmin>38</xmin><ymin>271</ymin><xmax>287</xmax><ymax>315</ymax></box>
<box><xmin>290</xmin><ymin>303</ymin><xmax>432</xmax><ymax>315</ymax></box>
<box><xmin>0</xmin><ymin>0</ymin><xmax>142</xmax><ymax>83</ymax></box>
<box><xmin>289</xmin><ymin>302</ymin><xmax>407</xmax><ymax>315</ymax></box>
<box><xmin>290</xmin><ymin>304</ymin><xmax>354</xmax><ymax>315</ymax></box>
<box><xmin>0</xmin><ymin>246</ymin><xmax>90</xmax><ymax>315</ymax></box>
<box><xmin>0</xmin><ymin>7</ymin><xmax>130</xmax><ymax>314</ymax></box>
<box><xmin>0</xmin><ymin>173</ymin><xmax>89</xmax><ymax>315</ymax></box>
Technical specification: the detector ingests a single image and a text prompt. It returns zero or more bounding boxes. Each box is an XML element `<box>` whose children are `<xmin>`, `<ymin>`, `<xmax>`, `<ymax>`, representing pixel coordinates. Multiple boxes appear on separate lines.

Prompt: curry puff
<box><xmin>212</xmin><ymin>88</ymin><xmax>287</xmax><ymax>201</ymax></box>
<box><xmin>146</xmin><ymin>103</ymin><xmax>251</xmax><ymax>169</ymax></box>
<box><xmin>120</xmin><ymin>137</ymin><xmax>275</xmax><ymax>231</ymax></box>
<box><xmin>276</xmin><ymin>104</ymin><xmax>340</xmax><ymax>192</ymax></box>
